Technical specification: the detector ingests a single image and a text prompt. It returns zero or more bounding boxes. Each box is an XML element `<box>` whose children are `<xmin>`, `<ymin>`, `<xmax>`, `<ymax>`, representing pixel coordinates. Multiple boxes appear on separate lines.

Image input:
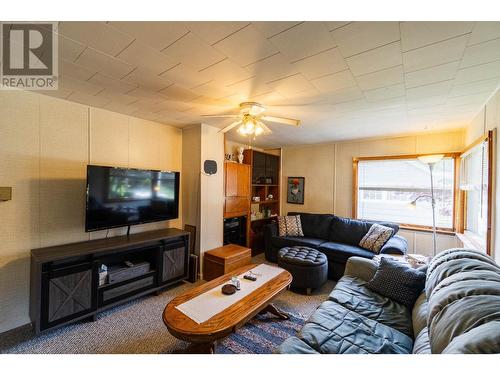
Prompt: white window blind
<box><xmin>460</xmin><ymin>139</ymin><xmax>489</xmax><ymax>248</ymax></box>
<box><xmin>357</xmin><ymin>157</ymin><xmax>455</xmax><ymax>229</ymax></box>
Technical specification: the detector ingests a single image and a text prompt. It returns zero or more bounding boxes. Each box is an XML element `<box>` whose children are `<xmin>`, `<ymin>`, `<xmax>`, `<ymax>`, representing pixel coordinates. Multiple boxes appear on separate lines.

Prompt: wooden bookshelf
<box><xmin>243</xmin><ymin>149</ymin><xmax>281</xmax><ymax>255</ymax></box>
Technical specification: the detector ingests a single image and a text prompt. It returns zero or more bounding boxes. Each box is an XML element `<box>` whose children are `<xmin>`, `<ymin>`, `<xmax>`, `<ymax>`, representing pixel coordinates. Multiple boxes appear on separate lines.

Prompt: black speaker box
<box><xmin>188</xmin><ymin>254</ymin><xmax>199</xmax><ymax>283</ymax></box>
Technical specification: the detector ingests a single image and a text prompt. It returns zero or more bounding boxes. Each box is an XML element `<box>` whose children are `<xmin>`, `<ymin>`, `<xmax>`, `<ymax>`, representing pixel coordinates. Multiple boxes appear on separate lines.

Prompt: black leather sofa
<box><xmin>264</xmin><ymin>212</ymin><xmax>408</xmax><ymax>279</ymax></box>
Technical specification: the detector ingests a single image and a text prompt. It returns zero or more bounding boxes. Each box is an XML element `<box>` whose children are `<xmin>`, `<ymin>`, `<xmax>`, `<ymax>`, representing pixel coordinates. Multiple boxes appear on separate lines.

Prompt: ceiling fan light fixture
<box><xmin>237</xmin><ymin>115</ymin><xmax>257</xmax><ymax>135</ymax></box>
<box><xmin>254</xmin><ymin>123</ymin><xmax>264</xmax><ymax>136</ymax></box>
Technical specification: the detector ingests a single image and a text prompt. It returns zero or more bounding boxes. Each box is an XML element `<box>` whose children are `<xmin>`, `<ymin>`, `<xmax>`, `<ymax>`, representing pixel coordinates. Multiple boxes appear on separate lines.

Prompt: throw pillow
<box><xmin>359</xmin><ymin>223</ymin><xmax>394</xmax><ymax>253</ymax></box>
<box><xmin>366</xmin><ymin>257</ymin><xmax>427</xmax><ymax>309</ymax></box>
<box><xmin>277</xmin><ymin>215</ymin><xmax>304</xmax><ymax>237</ymax></box>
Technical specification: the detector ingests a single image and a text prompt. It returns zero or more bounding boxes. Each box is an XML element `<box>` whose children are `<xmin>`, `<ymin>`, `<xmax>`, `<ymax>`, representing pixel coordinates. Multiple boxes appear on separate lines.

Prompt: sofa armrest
<box><xmin>344</xmin><ymin>257</ymin><xmax>378</xmax><ymax>282</ymax></box>
<box><xmin>263</xmin><ymin>222</ymin><xmax>278</xmax><ymax>262</ymax></box>
<box><xmin>264</xmin><ymin>222</ymin><xmax>278</xmax><ymax>239</ymax></box>
<box><xmin>380</xmin><ymin>235</ymin><xmax>408</xmax><ymax>255</ymax></box>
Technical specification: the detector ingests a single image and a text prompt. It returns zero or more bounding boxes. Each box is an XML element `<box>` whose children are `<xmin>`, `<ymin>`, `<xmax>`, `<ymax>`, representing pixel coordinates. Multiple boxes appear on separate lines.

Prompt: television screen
<box><xmin>85</xmin><ymin>165</ymin><xmax>180</xmax><ymax>232</ymax></box>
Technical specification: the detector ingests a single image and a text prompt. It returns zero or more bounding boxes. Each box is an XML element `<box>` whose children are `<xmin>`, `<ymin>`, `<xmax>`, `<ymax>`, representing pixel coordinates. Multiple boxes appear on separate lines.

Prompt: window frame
<box><xmin>352</xmin><ymin>152</ymin><xmax>461</xmax><ymax>234</ymax></box>
<box><xmin>457</xmin><ymin>131</ymin><xmax>494</xmax><ymax>255</ymax></box>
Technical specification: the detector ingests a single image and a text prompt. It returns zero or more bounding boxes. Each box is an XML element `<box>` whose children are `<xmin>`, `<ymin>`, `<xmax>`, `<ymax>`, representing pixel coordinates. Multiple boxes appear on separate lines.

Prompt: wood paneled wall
<box><xmin>0</xmin><ymin>90</ymin><xmax>182</xmax><ymax>333</ymax></box>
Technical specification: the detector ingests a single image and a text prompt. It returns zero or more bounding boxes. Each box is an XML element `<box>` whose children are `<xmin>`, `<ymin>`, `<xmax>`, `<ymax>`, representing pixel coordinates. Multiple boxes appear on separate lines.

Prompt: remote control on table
<box><xmin>244</xmin><ymin>274</ymin><xmax>257</xmax><ymax>281</ymax></box>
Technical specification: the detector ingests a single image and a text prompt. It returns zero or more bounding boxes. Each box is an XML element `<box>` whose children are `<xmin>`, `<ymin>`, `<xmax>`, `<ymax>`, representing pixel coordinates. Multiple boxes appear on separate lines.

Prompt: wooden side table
<box><xmin>203</xmin><ymin>244</ymin><xmax>252</xmax><ymax>281</ymax></box>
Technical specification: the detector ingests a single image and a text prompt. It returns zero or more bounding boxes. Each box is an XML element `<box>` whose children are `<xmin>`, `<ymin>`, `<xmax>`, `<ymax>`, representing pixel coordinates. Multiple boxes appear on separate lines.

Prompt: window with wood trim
<box><xmin>459</xmin><ymin>132</ymin><xmax>493</xmax><ymax>253</ymax></box>
<box><xmin>354</xmin><ymin>155</ymin><xmax>458</xmax><ymax>231</ymax></box>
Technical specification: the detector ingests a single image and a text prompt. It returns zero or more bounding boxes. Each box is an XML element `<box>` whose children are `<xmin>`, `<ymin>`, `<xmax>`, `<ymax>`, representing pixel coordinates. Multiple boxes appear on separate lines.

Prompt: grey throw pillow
<box><xmin>366</xmin><ymin>257</ymin><xmax>426</xmax><ymax>309</ymax></box>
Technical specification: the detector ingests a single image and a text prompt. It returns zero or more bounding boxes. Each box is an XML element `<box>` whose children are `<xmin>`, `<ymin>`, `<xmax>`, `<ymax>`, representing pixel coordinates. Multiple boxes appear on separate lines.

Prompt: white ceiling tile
<box><xmin>102</xmin><ymin>101</ymin><xmax>138</xmax><ymax>114</ymax></box>
<box><xmin>162</xmin><ymin>32</ymin><xmax>226</xmax><ymax>71</ymax></box>
<box><xmin>450</xmin><ymin>78</ymin><xmax>500</xmax><ymax>97</ymax></box>
<box><xmin>58</xmin><ymin>75</ymin><xmax>103</xmax><ymax>95</ymax></box>
<box><xmin>245</xmin><ymin>53</ymin><xmax>299</xmax><ymax>82</ymax></box>
<box><xmin>75</xmin><ymin>47</ymin><xmax>134</xmax><ymax>79</ymax></box>
<box><xmin>461</xmin><ymin>38</ymin><xmax>500</xmax><ymax>68</ymax></box>
<box><xmin>323</xmin><ymin>86</ymin><xmax>364</xmax><ymax>104</ymax></box>
<box><xmin>355</xmin><ymin>65</ymin><xmax>404</xmax><ymax>91</ymax></box>
<box><xmin>455</xmin><ymin>60</ymin><xmax>500</xmax><ymax>85</ymax></box>
<box><xmin>364</xmin><ymin>84</ymin><xmax>405</xmax><ymax>102</ymax></box>
<box><xmin>121</xmin><ymin>67</ymin><xmax>173</xmax><ymax>92</ymax></box>
<box><xmin>66</xmin><ymin>91</ymin><xmax>111</xmax><ymax>108</ymax></box>
<box><xmin>403</xmin><ymin>34</ymin><xmax>468</xmax><ymax>72</ymax></box>
<box><xmin>158</xmin><ymin>63</ymin><xmax>212</xmax><ymax>88</ymax></box>
<box><xmin>269</xmin><ymin>22</ymin><xmax>336</xmax><ymax>62</ymax></box>
<box><xmin>58</xmin><ymin>34</ymin><xmax>86</xmax><ymax>62</ymax></box>
<box><xmin>266</xmin><ymin>73</ymin><xmax>316</xmax><ymax>96</ymax></box>
<box><xmin>109</xmin><ymin>22</ymin><xmax>189</xmax><ymax>51</ymax></box>
<box><xmin>252</xmin><ymin>21</ymin><xmax>302</xmax><ymax>38</ymax></box>
<box><xmin>400</xmin><ymin>21</ymin><xmax>474</xmax><ymax>51</ymax></box>
<box><xmin>292</xmin><ymin>48</ymin><xmax>348</xmax><ymax>80</ymax></box>
<box><xmin>468</xmin><ymin>22</ymin><xmax>500</xmax><ymax>45</ymax></box>
<box><xmin>225</xmin><ymin>76</ymin><xmax>273</xmax><ymax>98</ymax></box>
<box><xmin>191</xmin><ymin>81</ymin><xmax>235</xmax><ymax>99</ymax></box>
<box><xmin>323</xmin><ymin>22</ymin><xmax>351</xmax><ymax>32</ymax></box>
<box><xmin>331</xmin><ymin>22</ymin><xmax>400</xmax><ymax>57</ymax></box>
<box><xmin>406</xmin><ymin>80</ymin><xmax>453</xmax><ymax>101</ymax></box>
<box><xmin>330</xmin><ymin>98</ymin><xmax>369</xmax><ymax>114</ymax></box>
<box><xmin>87</xmin><ymin>73</ymin><xmax>137</xmax><ymax>94</ymax></box>
<box><xmin>446</xmin><ymin>92</ymin><xmax>491</xmax><ymax>107</ymax></box>
<box><xmin>273</xmin><ymin>87</ymin><xmax>322</xmax><ymax>104</ymax></box>
<box><xmin>190</xmin><ymin>96</ymin><xmax>230</xmax><ymax>107</ymax></box>
<box><xmin>184</xmin><ymin>21</ymin><xmax>250</xmax><ymax>44</ymax></box>
<box><xmin>249</xmin><ymin>91</ymin><xmax>286</xmax><ymax>105</ymax></box>
<box><xmin>405</xmin><ymin>61</ymin><xmax>460</xmax><ymax>88</ymax></box>
<box><xmin>406</xmin><ymin>95</ymin><xmax>448</xmax><ymax>110</ymax></box>
<box><xmin>158</xmin><ymin>84</ymin><xmax>200</xmax><ymax>102</ymax></box>
<box><xmin>59</xmin><ymin>58</ymin><xmax>96</xmax><ymax>81</ymax></box>
<box><xmin>96</xmin><ymin>92</ymin><xmax>138</xmax><ymax>106</ymax></box>
<box><xmin>310</xmin><ymin>70</ymin><xmax>357</xmax><ymax>93</ymax></box>
<box><xmin>58</xmin><ymin>22</ymin><xmax>134</xmax><ymax>56</ymax></box>
<box><xmin>126</xmin><ymin>87</ymin><xmax>168</xmax><ymax>101</ymax></box>
<box><xmin>198</xmin><ymin>58</ymin><xmax>253</xmax><ymax>86</ymax></box>
<box><xmin>213</xmin><ymin>24</ymin><xmax>278</xmax><ymax>66</ymax></box>
<box><xmin>346</xmin><ymin>41</ymin><xmax>401</xmax><ymax>76</ymax></box>
<box><xmin>156</xmin><ymin>99</ymin><xmax>198</xmax><ymax>113</ymax></box>
<box><xmin>117</xmin><ymin>41</ymin><xmax>178</xmax><ymax>75</ymax></box>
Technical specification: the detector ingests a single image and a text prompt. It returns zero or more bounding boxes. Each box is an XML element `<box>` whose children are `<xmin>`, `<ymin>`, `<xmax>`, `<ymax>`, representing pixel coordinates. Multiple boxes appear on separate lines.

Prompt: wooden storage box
<box><xmin>203</xmin><ymin>244</ymin><xmax>251</xmax><ymax>281</ymax></box>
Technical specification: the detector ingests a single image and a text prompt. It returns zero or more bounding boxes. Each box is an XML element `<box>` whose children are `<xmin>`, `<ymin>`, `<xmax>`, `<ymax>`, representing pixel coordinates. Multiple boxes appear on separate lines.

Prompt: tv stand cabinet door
<box><xmin>41</xmin><ymin>262</ymin><xmax>97</xmax><ymax>331</ymax></box>
<box><xmin>161</xmin><ymin>243</ymin><xmax>186</xmax><ymax>284</ymax></box>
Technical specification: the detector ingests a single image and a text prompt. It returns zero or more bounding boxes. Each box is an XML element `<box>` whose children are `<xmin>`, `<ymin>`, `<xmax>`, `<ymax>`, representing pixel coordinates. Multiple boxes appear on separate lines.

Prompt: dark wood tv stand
<box><xmin>30</xmin><ymin>228</ymin><xmax>189</xmax><ymax>334</ymax></box>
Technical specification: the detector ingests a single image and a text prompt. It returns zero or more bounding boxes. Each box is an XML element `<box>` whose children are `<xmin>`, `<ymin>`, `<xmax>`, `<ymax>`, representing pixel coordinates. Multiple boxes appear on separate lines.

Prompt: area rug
<box><xmin>216</xmin><ymin>313</ymin><xmax>306</xmax><ymax>354</ymax></box>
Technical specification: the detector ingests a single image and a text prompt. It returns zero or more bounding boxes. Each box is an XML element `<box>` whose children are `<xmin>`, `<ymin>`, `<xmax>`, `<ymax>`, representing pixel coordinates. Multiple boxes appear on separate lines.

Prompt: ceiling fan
<box><xmin>202</xmin><ymin>102</ymin><xmax>301</xmax><ymax>137</ymax></box>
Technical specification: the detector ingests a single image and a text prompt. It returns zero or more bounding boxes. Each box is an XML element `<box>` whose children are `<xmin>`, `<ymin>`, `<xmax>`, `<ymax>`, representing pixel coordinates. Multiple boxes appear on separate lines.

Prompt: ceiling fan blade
<box><xmin>201</xmin><ymin>114</ymin><xmax>240</xmax><ymax>118</ymax></box>
<box><xmin>258</xmin><ymin>121</ymin><xmax>273</xmax><ymax>135</ymax></box>
<box><xmin>219</xmin><ymin>120</ymin><xmax>242</xmax><ymax>133</ymax></box>
<box><xmin>261</xmin><ymin>115</ymin><xmax>300</xmax><ymax>126</ymax></box>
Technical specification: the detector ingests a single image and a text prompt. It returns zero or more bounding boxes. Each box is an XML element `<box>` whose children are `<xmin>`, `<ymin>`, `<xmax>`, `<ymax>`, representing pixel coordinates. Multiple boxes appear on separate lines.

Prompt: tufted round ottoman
<box><xmin>277</xmin><ymin>246</ymin><xmax>328</xmax><ymax>295</ymax></box>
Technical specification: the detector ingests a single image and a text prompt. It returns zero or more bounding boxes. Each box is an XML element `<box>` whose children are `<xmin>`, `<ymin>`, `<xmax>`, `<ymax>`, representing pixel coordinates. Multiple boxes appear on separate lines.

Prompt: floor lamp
<box><xmin>409</xmin><ymin>154</ymin><xmax>444</xmax><ymax>257</ymax></box>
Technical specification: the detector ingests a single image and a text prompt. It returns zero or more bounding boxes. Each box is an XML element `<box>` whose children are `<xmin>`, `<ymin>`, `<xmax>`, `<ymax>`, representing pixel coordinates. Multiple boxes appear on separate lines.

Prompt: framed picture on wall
<box><xmin>287</xmin><ymin>177</ymin><xmax>305</xmax><ymax>204</ymax></box>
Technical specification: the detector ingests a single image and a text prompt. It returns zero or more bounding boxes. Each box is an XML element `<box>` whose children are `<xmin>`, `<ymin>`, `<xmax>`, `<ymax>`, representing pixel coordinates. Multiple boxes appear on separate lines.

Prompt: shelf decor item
<box><xmin>287</xmin><ymin>177</ymin><xmax>305</xmax><ymax>204</ymax></box>
<box><xmin>237</xmin><ymin>146</ymin><xmax>245</xmax><ymax>163</ymax></box>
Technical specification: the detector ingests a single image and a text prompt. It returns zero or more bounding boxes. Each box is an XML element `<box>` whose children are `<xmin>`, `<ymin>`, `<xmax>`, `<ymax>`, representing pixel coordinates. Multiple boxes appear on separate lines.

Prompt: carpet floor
<box><xmin>0</xmin><ymin>255</ymin><xmax>334</xmax><ymax>354</ymax></box>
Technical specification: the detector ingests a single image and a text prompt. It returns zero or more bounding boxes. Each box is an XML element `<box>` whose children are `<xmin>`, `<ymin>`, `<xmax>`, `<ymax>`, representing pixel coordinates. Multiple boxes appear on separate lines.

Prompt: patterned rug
<box><xmin>216</xmin><ymin>313</ymin><xmax>306</xmax><ymax>354</ymax></box>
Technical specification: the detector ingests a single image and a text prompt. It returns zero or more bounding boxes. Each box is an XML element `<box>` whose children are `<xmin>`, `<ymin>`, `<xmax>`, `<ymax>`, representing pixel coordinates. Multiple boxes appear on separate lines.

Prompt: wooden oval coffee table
<box><xmin>163</xmin><ymin>264</ymin><xmax>292</xmax><ymax>353</ymax></box>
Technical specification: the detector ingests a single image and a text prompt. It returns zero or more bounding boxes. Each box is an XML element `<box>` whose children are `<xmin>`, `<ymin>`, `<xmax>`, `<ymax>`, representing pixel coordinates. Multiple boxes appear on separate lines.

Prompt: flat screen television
<box><xmin>85</xmin><ymin>165</ymin><xmax>180</xmax><ymax>232</ymax></box>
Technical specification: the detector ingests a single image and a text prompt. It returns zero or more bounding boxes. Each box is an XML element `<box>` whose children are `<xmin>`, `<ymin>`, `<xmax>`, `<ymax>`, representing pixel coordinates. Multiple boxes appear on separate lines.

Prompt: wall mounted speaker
<box><xmin>203</xmin><ymin>160</ymin><xmax>217</xmax><ymax>175</ymax></box>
